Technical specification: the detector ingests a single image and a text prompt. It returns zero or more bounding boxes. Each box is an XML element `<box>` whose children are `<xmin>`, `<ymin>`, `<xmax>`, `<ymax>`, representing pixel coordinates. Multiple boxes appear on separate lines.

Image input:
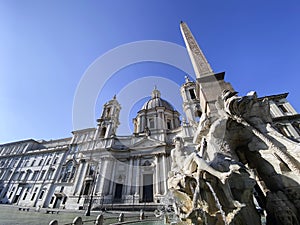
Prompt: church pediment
<box><xmin>131</xmin><ymin>137</ymin><xmax>165</xmax><ymax>149</ymax></box>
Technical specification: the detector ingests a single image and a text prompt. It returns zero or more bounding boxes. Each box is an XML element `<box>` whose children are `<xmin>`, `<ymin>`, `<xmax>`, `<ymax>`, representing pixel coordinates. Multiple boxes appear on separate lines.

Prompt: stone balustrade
<box><xmin>48</xmin><ymin>210</ymin><xmax>151</xmax><ymax>225</ymax></box>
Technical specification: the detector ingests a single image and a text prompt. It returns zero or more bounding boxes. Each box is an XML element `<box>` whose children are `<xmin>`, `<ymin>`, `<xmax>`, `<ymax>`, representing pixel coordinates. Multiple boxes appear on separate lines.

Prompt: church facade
<box><xmin>0</xmin><ymin>22</ymin><xmax>300</xmax><ymax>211</ymax></box>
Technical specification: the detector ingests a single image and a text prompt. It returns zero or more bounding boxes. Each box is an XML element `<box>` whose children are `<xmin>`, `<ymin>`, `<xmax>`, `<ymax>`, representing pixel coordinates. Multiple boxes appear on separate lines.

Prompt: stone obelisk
<box><xmin>180</xmin><ymin>21</ymin><xmax>234</xmax><ymax>116</ymax></box>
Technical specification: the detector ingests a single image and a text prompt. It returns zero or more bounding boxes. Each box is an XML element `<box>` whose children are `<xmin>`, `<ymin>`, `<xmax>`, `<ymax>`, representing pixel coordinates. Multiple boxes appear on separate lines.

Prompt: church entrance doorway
<box><xmin>53</xmin><ymin>196</ymin><xmax>62</xmax><ymax>208</ymax></box>
<box><xmin>142</xmin><ymin>174</ymin><xmax>153</xmax><ymax>202</ymax></box>
<box><xmin>114</xmin><ymin>183</ymin><xmax>123</xmax><ymax>201</ymax></box>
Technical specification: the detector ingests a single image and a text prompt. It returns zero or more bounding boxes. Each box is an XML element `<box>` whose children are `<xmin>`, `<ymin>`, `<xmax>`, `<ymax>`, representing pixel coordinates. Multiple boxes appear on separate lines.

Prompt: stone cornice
<box><xmin>0</xmin><ymin>139</ymin><xmax>39</xmax><ymax>147</ymax></box>
<box><xmin>272</xmin><ymin>114</ymin><xmax>300</xmax><ymax>122</ymax></box>
<box><xmin>0</xmin><ymin>145</ymin><xmax>69</xmax><ymax>159</ymax></box>
<box><xmin>197</xmin><ymin>72</ymin><xmax>225</xmax><ymax>83</ymax></box>
<box><xmin>258</xmin><ymin>93</ymin><xmax>289</xmax><ymax>101</ymax></box>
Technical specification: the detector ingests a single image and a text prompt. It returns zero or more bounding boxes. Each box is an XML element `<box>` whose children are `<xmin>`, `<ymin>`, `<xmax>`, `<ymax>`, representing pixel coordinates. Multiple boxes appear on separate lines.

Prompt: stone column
<box><xmin>108</xmin><ymin>159</ymin><xmax>116</xmax><ymax>195</ymax></box>
<box><xmin>98</xmin><ymin>159</ymin><xmax>108</xmax><ymax>196</ymax></box>
<box><xmin>141</xmin><ymin>116</ymin><xmax>145</xmax><ymax>131</ymax></box>
<box><xmin>74</xmin><ymin>160</ymin><xmax>87</xmax><ymax>195</ymax></box>
<box><xmin>137</xmin><ymin>117</ymin><xmax>141</xmax><ymax>133</ymax></box>
<box><xmin>126</xmin><ymin>158</ymin><xmax>133</xmax><ymax>195</ymax></box>
<box><xmin>135</xmin><ymin>157</ymin><xmax>141</xmax><ymax>195</ymax></box>
<box><xmin>158</xmin><ymin>111</ymin><xmax>163</xmax><ymax>129</ymax></box>
<box><xmin>95</xmin><ymin>159</ymin><xmax>104</xmax><ymax>194</ymax></box>
<box><xmin>103</xmin><ymin>158</ymin><xmax>113</xmax><ymax>195</ymax></box>
<box><xmin>92</xmin><ymin>161</ymin><xmax>101</xmax><ymax>196</ymax></box>
<box><xmin>162</xmin><ymin>154</ymin><xmax>168</xmax><ymax>195</ymax></box>
<box><xmin>155</xmin><ymin>155</ymin><xmax>160</xmax><ymax>195</ymax></box>
<box><xmin>161</xmin><ymin>113</ymin><xmax>165</xmax><ymax>129</ymax></box>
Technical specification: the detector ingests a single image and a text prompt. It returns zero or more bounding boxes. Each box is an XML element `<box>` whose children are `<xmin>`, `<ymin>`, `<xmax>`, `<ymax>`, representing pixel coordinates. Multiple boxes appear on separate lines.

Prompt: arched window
<box><xmin>100</xmin><ymin>127</ymin><xmax>107</xmax><ymax>138</ymax></box>
<box><xmin>189</xmin><ymin>89</ymin><xmax>196</xmax><ymax>100</ymax></box>
<box><xmin>61</xmin><ymin>161</ymin><xmax>76</xmax><ymax>182</ymax></box>
<box><xmin>106</xmin><ymin>107</ymin><xmax>111</xmax><ymax>117</ymax></box>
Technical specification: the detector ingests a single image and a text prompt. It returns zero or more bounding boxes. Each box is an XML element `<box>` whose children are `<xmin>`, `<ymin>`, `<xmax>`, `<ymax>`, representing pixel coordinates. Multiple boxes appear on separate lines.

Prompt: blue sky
<box><xmin>1</xmin><ymin>0</ymin><xmax>300</xmax><ymax>143</ymax></box>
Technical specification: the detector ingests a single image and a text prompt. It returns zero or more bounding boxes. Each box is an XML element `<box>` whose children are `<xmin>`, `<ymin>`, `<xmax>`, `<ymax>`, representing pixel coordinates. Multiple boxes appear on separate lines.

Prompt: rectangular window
<box><xmin>50</xmin><ymin>196</ymin><xmax>55</xmax><ymax>204</ymax></box>
<box><xmin>167</xmin><ymin>119</ymin><xmax>172</xmax><ymax>130</ymax></box>
<box><xmin>22</xmin><ymin>192</ymin><xmax>27</xmax><ymax>200</ymax></box>
<box><xmin>24</xmin><ymin>160</ymin><xmax>29</xmax><ymax>167</ymax></box>
<box><xmin>53</xmin><ymin>157</ymin><xmax>58</xmax><ymax>165</ymax></box>
<box><xmin>292</xmin><ymin>122</ymin><xmax>300</xmax><ymax>136</ymax></box>
<box><xmin>278</xmin><ymin>104</ymin><xmax>288</xmax><ymax>113</ymax></box>
<box><xmin>38</xmin><ymin>159</ymin><xmax>44</xmax><ymax>166</ymax></box>
<box><xmin>46</xmin><ymin>158</ymin><xmax>52</xmax><ymax>165</ymax></box>
<box><xmin>18</xmin><ymin>171</ymin><xmax>25</xmax><ymax>181</ymax></box>
<box><xmin>30</xmin><ymin>193</ymin><xmax>36</xmax><ymax>201</ymax></box>
<box><xmin>31</xmin><ymin>187</ymin><xmax>38</xmax><ymax>201</ymax></box>
<box><xmin>62</xmin><ymin>196</ymin><xmax>67</xmax><ymax>204</ymax></box>
<box><xmin>31</xmin><ymin>171</ymin><xmax>39</xmax><ymax>181</ymax></box>
<box><xmin>9</xmin><ymin>191</ymin><xmax>14</xmax><ymax>199</ymax></box>
<box><xmin>24</xmin><ymin>171</ymin><xmax>31</xmax><ymax>181</ymax></box>
<box><xmin>30</xmin><ymin>160</ymin><xmax>36</xmax><ymax>167</ymax></box>
<box><xmin>100</xmin><ymin>127</ymin><xmax>107</xmax><ymax>138</ymax></box>
<box><xmin>46</xmin><ymin>169</ymin><xmax>54</xmax><ymax>180</ymax></box>
<box><xmin>189</xmin><ymin>89</ymin><xmax>196</xmax><ymax>100</ymax></box>
<box><xmin>39</xmin><ymin>170</ymin><xmax>46</xmax><ymax>180</ymax></box>
<box><xmin>149</xmin><ymin>118</ymin><xmax>154</xmax><ymax>129</ymax></box>
<box><xmin>39</xmin><ymin>191</ymin><xmax>45</xmax><ymax>199</ymax></box>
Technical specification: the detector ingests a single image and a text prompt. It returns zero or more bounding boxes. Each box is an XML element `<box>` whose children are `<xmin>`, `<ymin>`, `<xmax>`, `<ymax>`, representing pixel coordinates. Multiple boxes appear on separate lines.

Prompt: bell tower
<box><xmin>180</xmin><ymin>76</ymin><xmax>201</xmax><ymax>128</ymax></box>
<box><xmin>96</xmin><ymin>95</ymin><xmax>121</xmax><ymax>139</ymax></box>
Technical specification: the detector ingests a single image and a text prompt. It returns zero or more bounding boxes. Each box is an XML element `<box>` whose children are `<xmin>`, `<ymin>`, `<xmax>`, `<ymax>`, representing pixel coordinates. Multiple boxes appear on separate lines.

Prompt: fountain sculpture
<box><xmin>167</xmin><ymin>21</ymin><xmax>300</xmax><ymax>225</ymax></box>
<box><xmin>167</xmin><ymin>90</ymin><xmax>300</xmax><ymax>225</ymax></box>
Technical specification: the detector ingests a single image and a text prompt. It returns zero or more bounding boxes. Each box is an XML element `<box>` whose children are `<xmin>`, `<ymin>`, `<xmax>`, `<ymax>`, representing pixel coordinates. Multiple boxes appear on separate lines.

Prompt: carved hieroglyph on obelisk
<box><xmin>180</xmin><ymin>21</ymin><xmax>234</xmax><ymax>115</ymax></box>
<box><xmin>180</xmin><ymin>21</ymin><xmax>214</xmax><ymax>78</ymax></box>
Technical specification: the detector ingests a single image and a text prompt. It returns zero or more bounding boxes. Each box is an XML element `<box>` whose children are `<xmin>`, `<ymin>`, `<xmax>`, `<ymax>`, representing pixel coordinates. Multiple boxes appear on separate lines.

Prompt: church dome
<box><xmin>141</xmin><ymin>87</ymin><xmax>175</xmax><ymax>111</ymax></box>
<box><xmin>133</xmin><ymin>87</ymin><xmax>181</xmax><ymax>134</ymax></box>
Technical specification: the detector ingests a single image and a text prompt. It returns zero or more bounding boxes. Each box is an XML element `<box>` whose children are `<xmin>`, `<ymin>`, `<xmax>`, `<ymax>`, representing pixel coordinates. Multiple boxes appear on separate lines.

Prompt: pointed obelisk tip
<box><xmin>180</xmin><ymin>20</ymin><xmax>214</xmax><ymax>77</ymax></box>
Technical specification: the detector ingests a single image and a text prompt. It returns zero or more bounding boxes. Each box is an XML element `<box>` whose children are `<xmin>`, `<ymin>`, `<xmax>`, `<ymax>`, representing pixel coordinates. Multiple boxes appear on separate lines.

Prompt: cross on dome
<box><xmin>151</xmin><ymin>86</ymin><xmax>161</xmax><ymax>99</ymax></box>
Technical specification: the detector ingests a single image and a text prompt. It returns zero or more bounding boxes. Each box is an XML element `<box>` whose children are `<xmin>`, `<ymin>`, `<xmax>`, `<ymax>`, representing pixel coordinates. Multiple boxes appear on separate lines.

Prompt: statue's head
<box><xmin>173</xmin><ymin>136</ymin><xmax>184</xmax><ymax>148</ymax></box>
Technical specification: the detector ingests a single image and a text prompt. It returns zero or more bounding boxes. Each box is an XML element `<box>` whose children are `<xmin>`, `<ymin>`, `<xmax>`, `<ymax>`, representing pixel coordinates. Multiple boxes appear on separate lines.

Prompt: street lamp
<box><xmin>85</xmin><ymin>164</ymin><xmax>97</xmax><ymax>216</ymax></box>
